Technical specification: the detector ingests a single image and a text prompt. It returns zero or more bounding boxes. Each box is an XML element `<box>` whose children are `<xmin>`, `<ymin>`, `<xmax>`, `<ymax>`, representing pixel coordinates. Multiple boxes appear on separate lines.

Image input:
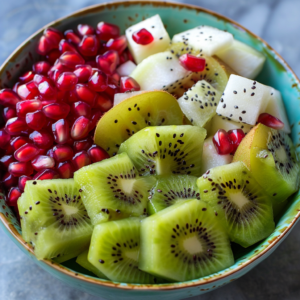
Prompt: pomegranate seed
<box><xmin>56</xmin><ymin>72</ymin><xmax>78</xmax><ymax>91</ymax></box>
<box><xmin>71</xmin><ymin>101</ymin><xmax>92</xmax><ymax>118</ymax></box>
<box><xmin>38</xmin><ymin>81</ymin><xmax>57</xmax><ymax>99</ymax></box>
<box><xmin>105</xmin><ymin>35</ymin><xmax>127</xmax><ymax>54</ymax></box>
<box><xmin>179</xmin><ymin>54</ymin><xmax>206</xmax><ymax>72</ymax></box>
<box><xmin>132</xmin><ymin>28</ymin><xmax>154</xmax><ymax>45</ymax></box>
<box><xmin>57</xmin><ymin>161</ymin><xmax>74</xmax><ymax>179</ymax></box>
<box><xmin>47</xmin><ymin>149</ymin><xmax>54</xmax><ymax>158</ymax></box>
<box><xmin>18</xmin><ymin>175</ymin><xmax>31</xmax><ymax>192</ymax></box>
<box><xmin>14</xmin><ymin>143</ymin><xmax>39</xmax><ymax>162</ymax></box>
<box><xmin>33</xmin><ymin>168</ymin><xmax>60</xmax><ymax>180</ymax></box>
<box><xmin>88</xmin><ymin>145</ymin><xmax>109</xmax><ymax>162</ymax></box>
<box><xmin>0</xmin><ymin>155</ymin><xmax>15</xmax><ymax>170</ymax></box>
<box><xmin>257</xmin><ymin>113</ymin><xmax>284</xmax><ymax>130</ymax></box>
<box><xmin>97</xmin><ymin>50</ymin><xmax>119</xmax><ymax>75</ymax></box>
<box><xmin>73</xmin><ymin>64</ymin><xmax>92</xmax><ymax>83</ymax></box>
<box><xmin>88</xmin><ymin>70</ymin><xmax>108</xmax><ymax>92</ymax></box>
<box><xmin>111</xmin><ymin>72</ymin><xmax>120</xmax><ymax>82</ymax></box>
<box><xmin>59</xmin><ymin>39</ymin><xmax>78</xmax><ymax>53</ymax></box>
<box><xmin>52</xmin><ymin>119</ymin><xmax>70</xmax><ymax>144</ymax></box>
<box><xmin>72</xmin><ymin>150</ymin><xmax>91</xmax><ymax>170</ymax></box>
<box><xmin>19</xmin><ymin>71</ymin><xmax>35</xmax><ymax>83</ymax></box>
<box><xmin>36</xmin><ymin>35</ymin><xmax>54</xmax><ymax>55</ymax></box>
<box><xmin>3</xmin><ymin>107</ymin><xmax>16</xmax><ymax>121</ymax></box>
<box><xmin>5</xmin><ymin>144</ymin><xmax>14</xmax><ymax>155</ymax></box>
<box><xmin>13</xmin><ymin>82</ymin><xmax>21</xmax><ymax>93</ymax></box>
<box><xmin>85</xmin><ymin>60</ymin><xmax>97</xmax><ymax>68</ymax></box>
<box><xmin>52</xmin><ymin>144</ymin><xmax>74</xmax><ymax>162</ymax></box>
<box><xmin>32</xmin><ymin>155</ymin><xmax>55</xmax><ymax>171</ymax></box>
<box><xmin>78</xmin><ymin>24</ymin><xmax>95</xmax><ymax>36</ymax></box>
<box><xmin>16</xmin><ymin>99</ymin><xmax>42</xmax><ymax>117</ymax></box>
<box><xmin>119</xmin><ymin>49</ymin><xmax>134</xmax><ymax>64</ymax></box>
<box><xmin>89</xmin><ymin>110</ymin><xmax>103</xmax><ymax>130</ymax></box>
<box><xmin>59</xmin><ymin>51</ymin><xmax>85</xmax><ymax>69</ymax></box>
<box><xmin>120</xmin><ymin>76</ymin><xmax>140</xmax><ymax>93</ymax></box>
<box><xmin>29</xmin><ymin>130</ymin><xmax>54</xmax><ymax>149</ymax></box>
<box><xmin>213</xmin><ymin>129</ymin><xmax>234</xmax><ymax>155</ymax></box>
<box><xmin>10</xmin><ymin>136</ymin><xmax>30</xmax><ymax>151</ymax></box>
<box><xmin>33</xmin><ymin>74</ymin><xmax>49</xmax><ymax>85</ymax></box>
<box><xmin>33</xmin><ymin>61</ymin><xmax>52</xmax><ymax>75</ymax></box>
<box><xmin>228</xmin><ymin>129</ymin><xmax>245</xmax><ymax>154</ymax></box>
<box><xmin>38</xmin><ymin>148</ymin><xmax>48</xmax><ymax>155</ymax></box>
<box><xmin>26</xmin><ymin>110</ymin><xmax>47</xmax><ymax>131</ymax></box>
<box><xmin>67</xmin><ymin>88</ymin><xmax>79</xmax><ymax>104</ymax></box>
<box><xmin>7</xmin><ymin>187</ymin><xmax>22</xmax><ymax>206</ymax></box>
<box><xmin>0</xmin><ymin>89</ymin><xmax>21</xmax><ymax>106</ymax></box>
<box><xmin>96</xmin><ymin>22</ymin><xmax>120</xmax><ymax>41</ymax></box>
<box><xmin>78</xmin><ymin>35</ymin><xmax>99</xmax><ymax>57</ymax></box>
<box><xmin>44</xmin><ymin>27</ymin><xmax>63</xmax><ymax>47</ymax></box>
<box><xmin>48</xmin><ymin>62</ymin><xmax>72</xmax><ymax>82</ymax></box>
<box><xmin>46</xmin><ymin>49</ymin><xmax>61</xmax><ymax>64</ymax></box>
<box><xmin>17</xmin><ymin>81</ymin><xmax>39</xmax><ymax>100</ymax></box>
<box><xmin>94</xmin><ymin>93</ymin><xmax>112</xmax><ymax>112</ymax></box>
<box><xmin>75</xmin><ymin>84</ymin><xmax>96</xmax><ymax>106</ymax></box>
<box><xmin>0</xmin><ymin>130</ymin><xmax>11</xmax><ymax>149</ymax></box>
<box><xmin>8</xmin><ymin>161</ymin><xmax>33</xmax><ymax>177</ymax></box>
<box><xmin>5</xmin><ymin>117</ymin><xmax>28</xmax><ymax>135</ymax></box>
<box><xmin>71</xmin><ymin>116</ymin><xmax>90</xmax><ymax>140</ymax></box>
<box><xmin>2</xmin><ymin>172</ymin><xmax>18</xmax><ymax>189</ymax></box>
<box><xmin>73</xmin><ymin>137</ymin><xmax>93</xmax><ymax>152</ymax></box>
<box><xmin>43</xmin><ymin>102</ymin><xmax>70</xmax><ymax>120</ymax></box>
<box><xmin>64</xmin><ymin>29</ymin><xmax>81</xmax><ymax>45</ymax></box>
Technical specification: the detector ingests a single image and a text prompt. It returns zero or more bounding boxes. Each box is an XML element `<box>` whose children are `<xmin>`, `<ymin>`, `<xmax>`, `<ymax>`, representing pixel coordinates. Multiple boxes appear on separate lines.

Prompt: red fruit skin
<box><xmin>32</xmin><ymin>61</ymin><xmax>52</xmax><ymax>75</ymax></box>
<box><xmin>227</xmin><ymin>129</ymin><xmax>245</xmax><ymax>154</ymax></box>
<box><xmin>10</xmin><ymin>136</ymin><xmax>30</xmax><ymax>151</ymax></box>
<box><xmin>7</xmin><ymin>187</ymin><xmax>22</xmax><ymax>206</ymax></box>
<box><xmin>19</xmin><ymin>71</ymin><xmax>35</xmax><ymax>83</ymax></box>
<box><xmin>120</xmin><ymin>76</ymin><xmax>140</xmax><ymax>93</ymax></box>
<box><xmin>8</xmin><ymin>161</ymin><xmax>34</xmax><ymax>177</ymax></box>
<box><xmin>73</xmin><ymin>65</ymin><xmax>92</xmax><ymax>83</ymax></box>
<box><xmin>88</xmin><ymin>70</ymin><xmax>108</xmax><ymax>92</ymax></box>
<box><xmin>71</xmin><ymin>116</ymin><xmax>90</xmax><ymax>140</ymax></box>
<box><xmin>257</xmin><ymin>113</ymin><xmax>284</xmax><ymax>130</ymax></box>
<box><xmin>0</xmin><ymin>130</ymin><xmax>11</xmax><ymax>149</ymax></box>
<box><xmin>96</xmin><ymin>22</ymin><xmax>120</xmax><ymax>41</ymax></box>
<box><xmin>18</xmin><ymin>175</ymin><xmax>32</xmax><ymax>192</ymax></box>
<box><xmin>0</xmin><ymin>89</ymin><xmax>21</xmax><ymax>107</ymax></box>
<box><xmin>96</xmin><ymin>50</ymin><xmax>119</xmax><ymax>75</ymax></box>
<box><xmin>16</xmin><ymin>99</ymin><xmax>42</xmax><ymax>117</ymax></box>
<box><xmin>56</xmin><ymin>72</ymin><xmax>78</xmax><ymax>91</ymax></box>
<box><xmin>179</xmin><ymin>54</ymin><xmax>206</xmax><ymax>72</ymax></box>
<box><xmin>33</xmin><ymin>168</ymin><xmax>60</xmax><ymax>180</ymax></box>
<box><xmin>26</xmin><ymin>110</ymin><xmax>47</xmax><ymax>131</ymax></box>
<box><xmin>73</xmin><ymin>137</ymin><xmax>93</xmax><ymax>152</ymax></box>
<box><xmin>32</xmin><ymin>155</ymin><xmax>55</xmax><ymax>171</ymax></box>
<box><xmin>52</xmin><ymin>119</ymin><xmax>70</xmax><ymax>144</ymax></box>
<box><xmin>57</xmin><ymin>161</ymin><xmax>74</xmax><ymax>179</ymax></box>
<box><xmin>105</xmin><ymin>35</ymin><xmax>127</xmax><ymax>54</ymax></box>
<box><xmin>132</xmin><ymin>28</ymin><xmax>154</xmax><ymax>45</ymax></box>
<box><xmin>14</xmin><ymin>143</ymin><xmax>40</xmax><ymax>162</ymax></box>
<box><xmin>2</xmin><ymin>172</ymin><xmax>18</xmax><ymax>190</ymax></box>
<box><xmin>212</xmin><ymin>129</ymin><xmax>234</xmax><ymax>155</ymax></box>
<box><xmin>72</xmin><ymin>150</ymin><xmax>91</xmax><ymax>171</ymax></box>
<box><xmin>77</xmin><ymin>24</ymin><xmax>95</xmax><ymax>36</ymax></box>
<box><xmin>52</xmin><ymin>144</ymin><xmax>74</xmax><ymax>162</ymax></box>
<box><xmin>3</xmin><ymin>107</ymin><xmax>17</xmax><ymax>121</ymax></box>
<box><xmin>88</xmin><ymin>145</ymin><xmax>110</xmax><ymax>162</ymax></box>
<box><xmin>29</xmin><ymin>131</ymin><xmax>54</xmax><ymax>149</ymax></box>
<box><xmin>78</xmin><ymin>35</ymin><xmax>99</xmax><ymax>57</ymax></box>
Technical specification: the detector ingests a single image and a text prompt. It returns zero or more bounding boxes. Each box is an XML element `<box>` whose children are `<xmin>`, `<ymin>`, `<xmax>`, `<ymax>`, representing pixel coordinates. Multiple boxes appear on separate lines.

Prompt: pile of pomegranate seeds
<box><xmin>0</xmin><ymin>22</ymin><xmax>136</xmax><ymax>211</ymax></box>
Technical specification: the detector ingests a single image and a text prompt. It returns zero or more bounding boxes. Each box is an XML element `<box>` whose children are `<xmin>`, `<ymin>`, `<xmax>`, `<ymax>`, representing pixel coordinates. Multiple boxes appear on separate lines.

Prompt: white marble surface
<box><xmin>1</xmin><ymin>0</ymin><xmax>300</xmax><ymax>299</ymax></box>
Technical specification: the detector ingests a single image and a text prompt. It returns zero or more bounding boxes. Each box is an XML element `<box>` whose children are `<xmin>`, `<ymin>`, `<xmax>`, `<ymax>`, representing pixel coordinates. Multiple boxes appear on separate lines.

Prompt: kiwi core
<box><xmin>274</xmin><ymin>147</ymin><xmax>288</xmax><ymax>162</ymax></box>
<box><xmin>229</xmin><ymin>192</ymin><xmax>250</xmax><ymax>209</ymax></box>
<box><xmin>183</xmin><ymin>236</ymin><xmax>203</xmax><ymax>254</ymax></box>
<box><xmin>125</xmin><ymin>250</ymin><xmax>139</xmax><ymax>261</ymax></box>
<box><xmin>120</xmin><ymin>179</ymin><xmax>136</xmax><ymax>194</ymax></box>
<box><xmin>62</xmin><ymin>204</ymin><xmax>79</xmax><ymax>216</ymax></box>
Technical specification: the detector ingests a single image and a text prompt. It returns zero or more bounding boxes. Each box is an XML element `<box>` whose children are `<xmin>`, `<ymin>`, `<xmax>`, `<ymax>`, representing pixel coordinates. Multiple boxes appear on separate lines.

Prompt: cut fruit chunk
<box><xmin>113</xmin><ymin>91</ymin><xmax>144</xmax><ymax>106</ymax></box>
<box><xmin>172</xmin><ymin>26</ymin><xmax>233</xmax><ymax>56</ymax></box>
<box><xmin>118</xmin><ymin>125</ymin><xmax>206</xmax><ymax>177</ymax></box>
<box><xmin>178</xmin><ymin>80</ymin><xmax>222</xmax><ymax>127</ymax></box>
<box><xmin>233</xmin><ymin>124</ymin><xmax>300</xmax><ymax>203</ymax></box>
<box><xmin>76</xmin><ymin>250</ymin><xmax>108</xmax><ymax>279</ymax></box>
<box><xmin>197</xmin><ymin>162</ymin><xmax>275</xmax><ymax>247</ymax></box>
<box><xmin>216</xmin><ymin>74</ymin><xmax>271</xmax><ymax>125</ymax></box>
<box><xmin>216</xmin><ymin>40</ymin><xmax>265</xmax><ymax>79</ymax></box>
<box><xmin>148</xmin><ymin>175</ymin><xmax>200</xmax><ymax>215</ymax></box>
<box><xmin>139</xmin><ymin>199</ymin><xmax>234</xmax><ymax>282</ymax></box>
<box><xmin>126</xmin><ymin>15</ymin><xmax>171</xmax><ymax>64</ymax></box>
<box><xmin>88</xmin><ymin>217</ymin><xmax>158</xmax><ymax>283</ymax></box>
<box><xmin>17</xmin><ymin>179</ymin><xmax>92</xmax><ymax>260</ymax></box>
<box><xmin>94</xmin><ymin>91</ymin><xmax>183</xmax><ymax>156</ymax></box>
<box><xmin>116</xmin><ymin>60</ymin><xmax>137</xmax><ymax>76</ymax></box>
<box><xmin>74</xmin><ymin>152</ymin><xmax>155</xmax><ymax>225</ymax></box>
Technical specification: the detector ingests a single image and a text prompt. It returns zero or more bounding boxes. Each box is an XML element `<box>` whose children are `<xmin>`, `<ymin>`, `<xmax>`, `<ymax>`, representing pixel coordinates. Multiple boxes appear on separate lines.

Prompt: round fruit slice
<box><xmin>94</xmin><ymin>91</ymin><xmax>183</xmax><ymax>156</ymax></box>
<box><xmin>197</xmin><ymin>161</ymin><xmax>275</xmax><ymax>248</ymax></box>
<box><xmin>139</xmin><ymin>199</ymin><xmax>234</xmax><ymax>282</ymax></box>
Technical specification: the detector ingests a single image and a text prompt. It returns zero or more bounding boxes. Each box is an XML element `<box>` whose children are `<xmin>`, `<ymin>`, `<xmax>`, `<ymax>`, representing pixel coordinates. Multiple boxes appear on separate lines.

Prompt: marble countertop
<box><xmin>1</xmin><ymin>0</ymin><xmax>300</xmax><ymax>299</ymax></box>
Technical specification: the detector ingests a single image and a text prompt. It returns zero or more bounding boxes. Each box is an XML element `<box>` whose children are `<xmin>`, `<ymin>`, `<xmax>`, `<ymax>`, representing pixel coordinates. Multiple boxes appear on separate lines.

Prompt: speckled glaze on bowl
<box><xmin>0</xmin><ymin>1</ymin><xmax>300</xmax><ymax>299</ymax></box>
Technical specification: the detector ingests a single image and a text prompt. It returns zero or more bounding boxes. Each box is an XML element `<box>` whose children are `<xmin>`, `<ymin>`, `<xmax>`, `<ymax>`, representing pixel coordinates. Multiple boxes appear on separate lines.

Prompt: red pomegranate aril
<box><xmin>78</xmin><ymin>35</ymin><xmax>99</xmax><ymax>57</ymax></box>
<box><xmin>41</xmin><ymin>99</ymin><xmax>57</xmax><ymax>107</ymax></box>
<box><xmin>88</xmin><ymin>145</ymin><xmax>109</xmax><ymax>163</ymax></box>
<box><xmin>38</xmin><ymin>148</ymin><xmax>48</xmax><ymax>156</ymax></box>
<box><xmin>18</xmin><ymin>175</ymin><xmax>31</xmax><ymax>192</ymax></box>
<box><xmin>228</xmin><ymin>129</ymin><xmax>245</xmax><ymax>154</ymax></box>
<box><xmin>96</xmin><ymin>50</ymin><xmax>119</xmax><ymax>75</ymax></box>
<box><xmin>57</xmin><ymin>161</ymin><xmax>74</xmax><ymax>179</ymax></box>
<box><xmin>74</xmin><ymin>64</ymin><xmax>92</xmax><ymax>83</ymax></box>
<box><xmin>72</xmin><ymin>150</ymin><xmax>91</xmax><ymax>170</ymax></box>
<box><xmin>48</xmin><ymin>62</ymin><xmax>72</xmax><ymax>82</ymax></box>
<box><xmin>78</xmin><ymin>24</ymin><xmax>95</xmax><ymax>36</ymax></box>
<box><xmin>10</xmin><ymin>136</ymin><xmax>30</xmax><ymax>151</ymax></box>
<box><xmin>85</xmin><ymin>60</ymin><xmax>97</xmax><ymax>68</ymax></box>
<box><xmin>14</xmin><ymin>143</ymin><xmax>39</xmax><ymax>162</ymax></box>
<box><xmin>32</xmin><ymin>155</ymin><xmax>55</xmax><ymax>171</ymax></box>
<box><xmin>111</xmin><ymin>72</ymin><xmax>120</xmax><ymax>82</ymax></box>
<box><xmin>119</xmin><ymin>49</ymin><xmax>134</xmax><ymax>64</ymax></box>
<box><xmin>0</xmin><ymin>130</ymin><xmax>11</xmax><ymax>149</ymax></box>
<box><xmin>64</xmin><ymin>29</ymin><xmax>81</xmax><ymax>45</ymax></box>
<box><xmin>2</xmin><ymin>172</ymin><xmax>18</xmax><ymax>189</ymax></box>
<box><xmin>59</xmin><ymin>39</ymin><xmax>78</xmax><ymax>53</ymax></box>
<box><xmin>52</xmin><ymin>119</ymin><xmax>70</xmax><ymax>144</ymax></box>
<box><xmin>13</xmin><ymin>82</ymin><xmax>21</xmax><ymax>93</ymax></box>
<box><xmin>33</xmin><ymin>168</ymin><xmax>60</xmax><ymax>180</ymax></box>
<box><xmin>26</xmin><ymin>110</ymin><xmax>47</xmax><ymax>130</ymax></box>
<box><xmin>120</xmin><ymin>76</ymin><xmax>140</xmax><ymax>93</ymax></box>
<box><xmin>59</xmin><ymin>51</ymin><xmax>85</xmax><ymax>69</ymax></box>
<box><xmin>36</xmin><ymin>35</ymin><xmax>54</xmax><ymax>55</ymax></box>
<box><xmin>19</xmin><ymin>71</ymin><xmax>35</xmax><ymax>83</ymax></box>
<box><xmin>17</xmin><ymin>81</ymin><xmax>39</xmax><ymax>100</ymax></box>
<box><xmin>94</xmin><ymin>93</ymin><xmax>112</xmax><ymax>112</ymax></box>
<box><xmin>16</xmin><ymin>99</ymin><xmax>42</xmax><ymax>117</ymax></box>
<box><xmin>4</xmin><ymin>144</ymin><xmax>14</xmax><ymax>155</ymax></box>
<box><xmin>38</xmin><ymin>81</ymin><xmax>57</xmax><ymax>100</ymax></box>
<box><xmin>8</xmin><ymin>161</ymin><xmax>33</xmax><ymax>177</ymax></box>
<box><xmin>52</xmin><ymin>144</ymin><xmax>74</xmax><ymax>162</ymax></box>
<box><xmin>33</xmin><ymin>74</ymin><xmax>49</xmax><ymax>85</ymax></box>
<box><xmin>75</xmin><ymin>84</ymin><xmax>96</xmax><ymax>106</ymax></box>
<box><xmin>42</xmin><ymin>102</ymin><xmax>70</xmax><ymax>120</ymax></box>
<box><xmin>0</xmin><ymin>155</ymin><xmax>15</xmax><ymax>170</ymax></box>
<box><xmin>89</xmin><ymin>110</ymin><xmax>103</xmax><ymax>130</ymax></box>
<box><xmin>67</xmin><ymin>88</ymin><xmax>79</xmax><ymax>104</ymax></box>
<box><xmin>179</xmin><ymin>54</ymin><xmax>206</xmax><ymax>72</ymax></box>
<box><xmin>73</xmin><ymin>137</ymin><xmax>93</xmax><ymax>152</ymax></box>
<box><xmin>33</xmin><ymin>61</ymin><xmax>52</xmax><ymax>75</ymax></box>
<box><xmin>257</xmin><ymin>113</ymin><xmax>284</xmax><ymax>130</ymax></box>
<box><xmin>88</xmin><ymin>70</ymin><xmax>108</xmax><ymax>92</ymax></box>
<box><xmin>3</xmin><ymin>107</ymin><xmax>16</xmax><ymax>121</ymax></box>
<box><xmin>46</xmin><ymin>49</ymin><xmax>61</xmax><ymax>64</ymax></box>
<box><xmin>5</xmin><ymin>117</ymin><xmax>28</xmax><ymax>135</ymax></box>
<box><xmin>47</xmin><ymin>148</ymin><xmax>54</xmax><ymax>158</ymax></box>
<box><xmin>71</xmin><ymin>116</ymin><xmax>90</xmax><ymax>140</ymax></box>
<box><xmin>105</xmin><ymin>35</ymin><xmax>127</xmax><ymax>54</ymax></box>
<box><xmin>29</xmin><ymin>130</ymin><xmax>54</xmax><ymax>149</ymax></box>
<box><xmin>213</xmin><ymin>129</ymin><xmax>234</xmax><ymax>155</ymax></box>
<box><xmin>71</xmin><ymin>101</ymin><xmax>92</xmax><ymax>118</ymax></box>
<box><xmin>105</xmin><ymin>83</ymin><xmax>120</xmax><ymax>99</ymax></box>
<box><xmin>0</xmin><ymin>89</ymin><xmax>21</xmax><ymax>106</ymax></box>
<box><xmin>7</xmin><ymin>187</ymin><xmax>22</xmax><ymax>206</ymax></box>
<box><xmin>132</xmin><ymin>28</ymin><xmax>154</xmax><ymax>45</ymax></box>
<box><xmin>96</xmin><ymin>22</ymin><xmax>120</xmax><ymax>41</ymax></box>
<box><xmin>44</xmin><ymin>27</ymin><xmax>63</xmax><ymax>47</ymax></box>
<box><xmin>56</xmin><ymin>72</ymin><xmax>78</xmax><ymax>91</ymax></box>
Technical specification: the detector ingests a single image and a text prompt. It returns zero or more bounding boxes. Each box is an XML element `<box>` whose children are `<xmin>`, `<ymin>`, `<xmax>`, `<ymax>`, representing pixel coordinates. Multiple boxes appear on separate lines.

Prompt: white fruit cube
<box><xmin>216</xmin><ymin>74</ymin><xmax>271</xmax><ymax>125</ymax></box>
<box><xmin>116</xmin><ymin>61</ymin><xmax>137</xmax><ymax>76</ymax></box>
<box><xmin>172</xmin><ymin>25</ymin><xmax>233</xmax><ymax>56</ymax></box>
<box><xmin>126</xmin><ymin>15</ymin><xmax>171</xmax><ymax>64</ymax></box>
<box><xmin>114</xmin><ymin>91</ymin><xmax>145</xmax><ymax>106</ymax></box>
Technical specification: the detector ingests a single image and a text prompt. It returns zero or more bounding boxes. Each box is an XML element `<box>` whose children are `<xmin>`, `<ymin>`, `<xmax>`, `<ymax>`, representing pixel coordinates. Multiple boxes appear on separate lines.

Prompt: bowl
<box><xmin>1</xmin><ymin>1</ymin><xmax>300</xmax><ymax>299</ymax></box>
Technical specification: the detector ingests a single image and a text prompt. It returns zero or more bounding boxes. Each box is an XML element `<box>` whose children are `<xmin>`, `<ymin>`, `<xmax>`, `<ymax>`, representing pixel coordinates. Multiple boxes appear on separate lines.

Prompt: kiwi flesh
<box><xmin>94</xmin><ymin>91</ymin><xmax>183</xmax><ymax>156</ymax></box>
<box><xmin>197</xmin><ymin>162</ymin><xmax>275</xmax><ymax>248</ymax></box>
<box><xmin>139</xmin><ymin>199</ymin><xmax>234</xmax><ymax>282</ymax></box>
<box><xmin>74</xmin><ymin>152</ymin><xmax>155</xmax><ymax>225</ymax></box>
<box><xmin>118</xmin><ymin>125</ymin><xmax>206</xmax><ymax>177</ymax></box>
<box><xmin>88</xmin><ymin>217</ymin><xmax>159</xmax><ymax>283</ymax></box>
<box><xmin>148</xmin><ymin>175</ymin><xmax>200</xmax><ymax>215</ymax></box>
<box><xmin>17</xmin><ymin>179</ymin><xmax>92</xmax><ymax>260</ymax></box>
<box><xmin>233</xmin><ymin>124</ymin><xmax>300</xmax><ymax>203</ymax></box>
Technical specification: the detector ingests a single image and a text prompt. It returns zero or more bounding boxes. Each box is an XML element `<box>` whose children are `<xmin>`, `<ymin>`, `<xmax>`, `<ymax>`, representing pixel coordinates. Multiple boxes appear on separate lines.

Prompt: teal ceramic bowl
<box><xmin>1</xmin><ymin>1</ymin><xmax>300</xmax><ymax>299</ymax></box>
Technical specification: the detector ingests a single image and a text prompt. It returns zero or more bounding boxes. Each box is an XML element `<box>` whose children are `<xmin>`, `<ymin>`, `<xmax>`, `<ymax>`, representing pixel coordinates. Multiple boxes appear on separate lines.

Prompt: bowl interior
<box><xmin>1</xmin><ymin>1</ymin><xmax>300</xmax><ymax>287</ymax></box>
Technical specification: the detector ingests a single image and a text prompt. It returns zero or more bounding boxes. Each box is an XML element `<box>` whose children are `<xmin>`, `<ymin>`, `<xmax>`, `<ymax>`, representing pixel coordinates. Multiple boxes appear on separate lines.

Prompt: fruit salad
<box><xmin>0</xmin><ymin>14</ymin><xmax>298</xmax><ymax>284</ymax></box>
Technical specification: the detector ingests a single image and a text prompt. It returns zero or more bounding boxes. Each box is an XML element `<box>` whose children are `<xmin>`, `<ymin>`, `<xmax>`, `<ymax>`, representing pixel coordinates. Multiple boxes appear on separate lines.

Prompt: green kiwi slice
<box><xmin>94</xmin><ymin>91</ymin><xmax>183</xmax><ymax>156</ymax></box>
<box><xmin>88</xmin><ymin>217</ymin><xmax>158</xmax><ymax>283</ymax></box>
<box><xmin>118</xmin><ymin>125</ymin><xmax>206</xmax><ymax>177</ymax></box>
<box><xmin>197</xmin><ymin>162</ymin><xmax>275</xmax><ymax>248</ymax></box>
<box><xmin>74</xmin><ymin>152</ymin><xmax>155</xmax><ymax>225</ymax></box>
<box><xmin>148</xmin><ymin>175</ymin><xmax>200</xmax><ymax>215</ymax></box>
<box><xmin>17</xmin><ymin>179</ymin><xmax>92</xmax><ymax>260</ymax></box>
<box><xmin>139</xmin><ymin>199</ymin><xmax>234</xmax><ymax>282</ymax></box>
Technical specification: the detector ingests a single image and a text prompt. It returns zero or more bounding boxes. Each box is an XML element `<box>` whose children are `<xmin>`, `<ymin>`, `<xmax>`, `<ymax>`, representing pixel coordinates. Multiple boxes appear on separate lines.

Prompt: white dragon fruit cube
<box><xmin>216</xmin><ymin>74</ymin><xmax>271</xmax><ymax>125</ymax></box>
<box><xmin>126</xmin><ymin>15</ymin><xmax>171</xmax><ymax>64</ymax></box>
<box><xmin>116</xmin><ymin>61</ymin><xmax>137</xmax><ymax>76</ymax></box>
<box><xmin>172</xmin><ymin>25</ymin><xmax>233</xmax><ymax>56</ymax></box>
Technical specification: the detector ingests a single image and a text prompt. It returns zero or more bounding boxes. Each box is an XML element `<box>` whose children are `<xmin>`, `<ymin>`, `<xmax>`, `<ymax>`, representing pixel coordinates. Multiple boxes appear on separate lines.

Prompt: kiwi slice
<box><xmin>17</xmin><ymin>179</ymin><xmax>92</xmax><ymax>260</ymax></box>
<box><xmin>94</xmin><ymin>91</ymin><xmax>183</xmax><ymax>156</ymax></box>
<box><xmin>74</xmin><ymin>152</ymin><xmax>156</xmax><ymax>225</ymax></box>
<box><xmin>233</xmin><ymin>124</ymin><xmax>300</xmax><ymax>203</ymax></box>
<box><xmin>118</xmin><ymin>125</ymin><xmax>206</xmax><ymax>177</ymax></box>
<box><xmin>197</xmin><ymin>162</ymin><xmax>275</xmax><ymax>248</ymax></box>
<box><xmin>139</xmin><ymin>199</ymin><xmax>234</xmax><ymax>282</ymax></box>
<box><xmin>148</xmin><ymin>175</ymin><xmax>200</xmax><ymax>215</ymax></box>
<box><xmin>88</xmin><ymin>217</ymin><xmax>158</xmax><ymax>283</ymax></box>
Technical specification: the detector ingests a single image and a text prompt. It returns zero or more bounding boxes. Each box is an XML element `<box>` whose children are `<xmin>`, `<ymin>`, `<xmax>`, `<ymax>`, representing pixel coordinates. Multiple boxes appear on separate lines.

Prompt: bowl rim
<box><xmin>1</xmin><ymin>0</ymin><xmax>300</xmax><ymax>291</ymax></box>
